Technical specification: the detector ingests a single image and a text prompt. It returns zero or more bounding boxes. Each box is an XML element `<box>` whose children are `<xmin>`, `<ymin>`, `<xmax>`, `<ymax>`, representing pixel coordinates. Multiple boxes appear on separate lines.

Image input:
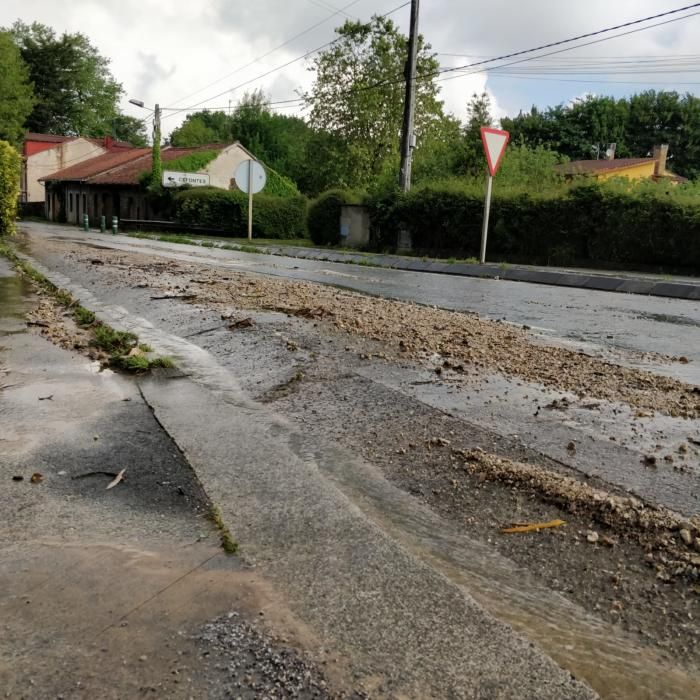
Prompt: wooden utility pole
<box><xmin>398</xmin><ymin>0</ymin><xmax>420</xmax><ymax>192</ymax></box>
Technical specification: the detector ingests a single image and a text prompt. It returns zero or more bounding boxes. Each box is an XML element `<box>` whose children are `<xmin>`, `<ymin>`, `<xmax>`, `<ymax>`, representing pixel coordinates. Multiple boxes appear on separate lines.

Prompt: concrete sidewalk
<box><xmin>228</xmin><ymin>241</ymin><xmax>700</xmax><ymax>301</ymax></box>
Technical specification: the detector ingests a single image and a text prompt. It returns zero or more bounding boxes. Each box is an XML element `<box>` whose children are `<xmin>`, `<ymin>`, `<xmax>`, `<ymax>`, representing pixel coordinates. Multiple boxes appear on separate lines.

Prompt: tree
<box><xmin>303</xmin><ymin>16</ymin><xmax>445</xmax><ymax>189</ymax></box>
<box><xmin>8</xmin><ymin>21</ymin><xmax>123</xmax><ymax>136</ymax></box>
<box><xmin>0</xmin><ymin>141</ymin><xmax>21</xmax><ymax>235</ymax></box>
<box><xmin>499</xmin><ymin>91</ymin><xmax>700</xmax><ymax>178</ymax></box>
<box><xmin>170</xmin><ymin>115</ymin><xmax>220</xmax><ymax>147</ymax></box>
<box><xmin>460</xmin><ymin>92</ymin><xmax>493</xmax><ymax>175</ymax></box>
<box><xmin>111</xmin><ymin>115</ymin><xmax>148</xmax><ymax>146</ymax></box>
<box><xmin>0</xmin><ymin>32</ymin><xmax>34</xmax><ymax>145</ymax></box>
<box><xmin>170</xmin><ymin>93</ymin><xmax>318</xmax><ymax>192</ymax></box>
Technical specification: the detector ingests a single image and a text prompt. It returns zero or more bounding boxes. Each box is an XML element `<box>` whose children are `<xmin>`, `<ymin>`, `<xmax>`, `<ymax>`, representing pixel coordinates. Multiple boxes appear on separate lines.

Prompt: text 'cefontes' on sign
<box><xmin>162</xmin><ymin>170</ymin><xmax>210</xmax><ymax>188</ymax></box>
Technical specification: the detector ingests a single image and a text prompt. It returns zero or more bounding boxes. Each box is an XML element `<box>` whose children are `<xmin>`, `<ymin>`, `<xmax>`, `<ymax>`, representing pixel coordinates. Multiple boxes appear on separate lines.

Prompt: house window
<box><xmin>136</xmin><ymin>206</ymin><xmax>140</xmax><ymax>220</ymax></box>
<box><xmin>69</xmin><ymin>193</ymin><xmax>73</xmax><ymax>212</ymax></box>
<box><xmin>94</xmin><ymin>193</ymin><xmax>98</xmax><ymax>214</ymax></box>
<box><xmin>82</xmin><ymin>194</ymin><xmax>86</xmax><ymax>213</ymax></box>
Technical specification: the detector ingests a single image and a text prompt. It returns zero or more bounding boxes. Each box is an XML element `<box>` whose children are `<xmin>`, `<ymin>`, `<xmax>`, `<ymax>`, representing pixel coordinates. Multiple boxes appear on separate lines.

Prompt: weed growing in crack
<box><xmin>208</xmin><ymin>505</ymin><xmax>238</xmax><ymax>554</ymax></box>
<box><xmin>91</xmin><ymin>325</ymin><xmax>138</xmax><ymax>355</ymax></box>
<box><xmin>73</xmin><ymin>306</ymin><xmax>96</xmax><ymax>326</ymax></box>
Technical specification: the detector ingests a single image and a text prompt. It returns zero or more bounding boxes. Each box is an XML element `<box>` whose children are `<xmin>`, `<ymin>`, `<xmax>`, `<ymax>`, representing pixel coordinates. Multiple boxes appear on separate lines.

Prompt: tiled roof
<box><xmin>24</xmin><ymin>133</ymin><xmax>74</xmax><ymax>144</ymax></box>
<box><xmin>89</xmin><ymin>145</ymin><xmax>228</xmax><ymax>185</ymax></box>
<box><xmin>556</xmin><ymin>158</ymin><xmax>653</xmax><ymax>175</ymax></box>
<box><xmin>40</xmin><ymin>144</ymin><xmax>231</xmax><ymax>186</ymax></box>
<box><xmin>39</xmin><ymin>149</ymin><xmax>151</xmax><ymax>182</ymax></box>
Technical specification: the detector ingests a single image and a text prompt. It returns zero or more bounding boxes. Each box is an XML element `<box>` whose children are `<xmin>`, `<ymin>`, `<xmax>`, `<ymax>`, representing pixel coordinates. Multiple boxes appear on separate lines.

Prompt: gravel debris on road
<box><xmin>56</xmin><ymin>244</ymin><xmax>700</xmax><ymax>419</ymax></box>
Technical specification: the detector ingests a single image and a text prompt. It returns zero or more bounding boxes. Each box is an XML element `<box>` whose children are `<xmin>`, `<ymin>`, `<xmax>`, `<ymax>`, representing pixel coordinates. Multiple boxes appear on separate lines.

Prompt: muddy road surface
<box><xmin>2</xmin><ymin>224</ymin><xmax>700</xmax><ymax>698</ymax></box>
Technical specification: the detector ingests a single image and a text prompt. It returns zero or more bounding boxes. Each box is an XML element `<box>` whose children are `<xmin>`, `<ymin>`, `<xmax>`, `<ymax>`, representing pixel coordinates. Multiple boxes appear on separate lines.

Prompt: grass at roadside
<box><xmin>208</xmin><ymin>504</ymin><xmax>238</xmax><ymax>554</ymax></box>
<box><xmin>0</xmin><ymin>239</ymin><xmax>174</xmax><ymax>373</ymax></box>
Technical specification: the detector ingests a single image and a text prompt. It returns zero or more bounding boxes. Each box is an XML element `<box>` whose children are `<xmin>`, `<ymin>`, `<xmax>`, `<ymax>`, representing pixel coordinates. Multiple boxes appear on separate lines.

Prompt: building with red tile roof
<box><xmin>41</xmin><ymin>142</ymin><xmax>256</xmax><ymax>225</ymax></box>
<box><xmin>21</xmin><ymin>133</ymin><xmax>136</xmax><ymax>208</ymax></box>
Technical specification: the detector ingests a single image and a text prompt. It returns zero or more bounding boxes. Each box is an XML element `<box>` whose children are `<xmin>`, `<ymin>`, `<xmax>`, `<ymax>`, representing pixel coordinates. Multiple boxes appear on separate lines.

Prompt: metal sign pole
<box><xmin>480</xmin><ymin>174</ymin><xmax>493</xmax><ymax>264</ymax></box>
<box><xmin>247</xmin><ymin>160</ymin><xmax>253</xmax><ymax>241</ymax></box>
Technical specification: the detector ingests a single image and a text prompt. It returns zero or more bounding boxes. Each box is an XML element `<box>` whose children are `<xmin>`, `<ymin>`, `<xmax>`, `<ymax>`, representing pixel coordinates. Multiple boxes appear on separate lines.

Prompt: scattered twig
<box><xmin>26</xmin><ymin>320</ymin><xmax>50</xmax><ymax>327</ymax></box>
<box><xmin>501</xmin><ymin>519</ymin><xmax>566</xmax><ymax>534</ymax></box>
<box><xmin>38</xmin><ymin>394</ymin><xmax>54</xmax><ymax>401</ymax></box>
<box><xmin>228</xmin><ymin>317</ymin><xmax>254</xmax><ymax>330</ymax></box>
<box><xmin>106</xmin><ymin>469</ymin><xmax>126</xmax><ymax>490</ymax></box>
<box><xmin>71</xmin><ymin>470</ymin><xmax>119</xmax><ymax>480</ymax></box>
<box><xmin>150</xmin><ymin>294</ymin><xmax>198</xmax><ymax>301</ymax></box>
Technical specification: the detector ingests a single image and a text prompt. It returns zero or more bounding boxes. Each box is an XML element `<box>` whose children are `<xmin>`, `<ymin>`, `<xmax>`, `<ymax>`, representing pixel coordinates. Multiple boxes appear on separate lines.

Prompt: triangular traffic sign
<box><xmin>480</xmin><ymin>127</ymin><xmax>510</xmax><ymax>176</ymax></box>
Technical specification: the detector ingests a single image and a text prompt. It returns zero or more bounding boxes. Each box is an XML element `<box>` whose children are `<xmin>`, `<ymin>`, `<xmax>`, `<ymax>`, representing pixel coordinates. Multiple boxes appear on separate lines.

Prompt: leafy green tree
<box><xmin>0</xmin><ymin>140</ymin><xmax>21</xmax><ymax>235</ymax></box>
<box><xmin>170</xmin><ymin>115</ymin><xmax>220</xmax><ymax>146</ymax></box>
<box><xmin>8</xmin><ymin>21</ymin><xmax>123</xmax><ymax>136</ymax></box>
<box><xmin>411</xmin><ymin>113</ymin><xmax>463</xmax><ymax>184</ymax></box>
<box><xmin>496</xmin><ymin>144</ymin><xmax>568</xmax><ymax>191</ymax></box>
<box><xmin>0</xmin><ymin>32</ymin><xmax>34</xmax><ymax>145</ymax></box>
<box><xmin>460</xmin><ymin>91</ymin><xmax>494</xmax><ymax>175</ymax></box>
<box><xmin>302</xmin><ymin>15</ymin><xmax>445</xmax><ymax>189</ymax></box>
<box><xmin>111</xmin><ymin>114</ymin><xmax>148</xmax><ymax>146</ymax></box>
<box><xmin>500</xmin><ymin>91</ymin><xmax>700</xmax><ymax>178</ymax></box>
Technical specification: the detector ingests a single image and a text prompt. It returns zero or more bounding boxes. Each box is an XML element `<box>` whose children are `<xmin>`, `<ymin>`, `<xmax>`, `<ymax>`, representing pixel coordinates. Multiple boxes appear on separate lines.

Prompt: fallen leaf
<box><xmin>501</xmin><ymin>519</ymin><xmax>565</xmax><ymax>534</ymax></box>
<box><xmin>30</xmin><ymin>473</ymin><xmax>43</xmax><ymax>484</ymax></box>
<box><xmin>106</xmin><ymin>469</ymin><xmax>126</xmax><ymax>490</ymax></box>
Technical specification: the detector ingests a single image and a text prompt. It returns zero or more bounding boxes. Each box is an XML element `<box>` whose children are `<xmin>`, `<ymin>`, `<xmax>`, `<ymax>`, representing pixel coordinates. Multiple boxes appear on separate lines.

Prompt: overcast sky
<box><xmin>2</xmin><ymin>0</ymin><xmax>699</xmax><ymax>136</ymax></box>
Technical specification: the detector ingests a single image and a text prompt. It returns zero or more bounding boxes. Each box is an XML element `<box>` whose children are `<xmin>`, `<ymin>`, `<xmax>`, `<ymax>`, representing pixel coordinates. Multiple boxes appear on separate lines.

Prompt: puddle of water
<box><xmin>294</xmin><ymin>438</ymin><xmax>700</xmax><ymax>700</ymax></box>
<box><xmin>0</xmin><ymin>259</ymin><xmax>33</xmax><ymax>336</ymax></box>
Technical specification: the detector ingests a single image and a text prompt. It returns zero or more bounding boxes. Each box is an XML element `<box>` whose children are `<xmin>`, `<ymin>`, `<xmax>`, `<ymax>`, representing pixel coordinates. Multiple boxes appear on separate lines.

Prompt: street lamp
<box><xmin>130</xmin><ymin>98</ymin><xmax>162</xmax><ymax>186</ymax></box>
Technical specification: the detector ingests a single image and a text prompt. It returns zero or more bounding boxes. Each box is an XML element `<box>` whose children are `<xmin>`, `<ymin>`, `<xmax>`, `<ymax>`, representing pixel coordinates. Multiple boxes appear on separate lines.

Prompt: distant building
<box><xmin>21</xmin><ymin>133</ymin><xmax>132</xmax><ymax>209</ymax></box>
<box><xmin>40</xmin><ymin>142</ymin><xmax>255</xmax><ymax>225</ymax></box>
<box><xmin>556</xmin><ymin>145</ymin><xmax>687</xmax><ymax>185</ymax></box>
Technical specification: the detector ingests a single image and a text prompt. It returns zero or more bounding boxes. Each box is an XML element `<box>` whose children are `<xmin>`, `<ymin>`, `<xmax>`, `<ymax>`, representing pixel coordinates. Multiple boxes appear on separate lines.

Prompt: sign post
<box><xmin>479</xmin><ymin>127</ymin><xmax>510</xmax><ymax>264</ymax></box>
<box><xmin>234</xmin><ymin>159</ymin><xmax>267</xmax><ymax>241</ymax></box>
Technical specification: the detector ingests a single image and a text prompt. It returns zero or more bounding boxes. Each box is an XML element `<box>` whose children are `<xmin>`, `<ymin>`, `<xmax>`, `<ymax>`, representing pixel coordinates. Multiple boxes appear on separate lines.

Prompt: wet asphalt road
<box><xmin>9</xmin><ymin>227</ymin><xmax>700</xmax><ymax>697</ymax></box>
<box><xmin>21</xmin><ymin>222</ymin><xmax>700</xmax><ymax>385</ymax></box>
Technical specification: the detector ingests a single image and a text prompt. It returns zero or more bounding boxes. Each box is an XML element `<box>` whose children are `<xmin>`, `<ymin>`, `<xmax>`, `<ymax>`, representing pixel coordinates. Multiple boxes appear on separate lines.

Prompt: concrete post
<box><xmin>112</xmin><ymin>216</ymin><xmax>118</xmax><ymax>235</ymax></box>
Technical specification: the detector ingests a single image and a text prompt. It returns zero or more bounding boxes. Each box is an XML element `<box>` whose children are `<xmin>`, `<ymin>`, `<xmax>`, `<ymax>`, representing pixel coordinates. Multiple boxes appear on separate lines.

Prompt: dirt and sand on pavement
<box><xmin>5</xmin><ymin>233</ymin><xmax>700</xmax><ymax>697</ymax></box>
<box><xmin>52</xmin><ymin>241</ymin><xmax>700</xmax><ymax>419</ymax></box>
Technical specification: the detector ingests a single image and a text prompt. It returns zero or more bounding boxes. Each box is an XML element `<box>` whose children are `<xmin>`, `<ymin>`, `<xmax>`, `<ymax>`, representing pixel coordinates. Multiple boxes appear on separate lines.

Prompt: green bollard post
<box><xmin>100</xmin><ymin>215</ymin><xmax>106</xmax><ymax>233</ymax></box>
<box><xmin>83</xmin><ymin>213</ymin><xmax>89</xmax><ymax>231</ymax></box>
<box><xmin>111</xmin><ymin>216</ymin><xmax>118</xmax><ymax>235</ymax></box>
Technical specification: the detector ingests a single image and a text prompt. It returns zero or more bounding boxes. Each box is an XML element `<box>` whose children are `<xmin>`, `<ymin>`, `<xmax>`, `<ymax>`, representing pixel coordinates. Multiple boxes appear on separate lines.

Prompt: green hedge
<box><xmin>308</xmin><ymin>189</ymin><xmax>362</xmax><ymax>245</ymax></box>
<box><xmin>0</xmin><ymin>141</ymin><xmax>21</xmax><ymax>235</ymax></box>
<box><xmin>175</xmin><ymin>187</ymin><xmax>307</xmax><ymax>239</ymax></box>
<box><xmin>364</xmin><ymin>180</ymin><xmax>700</xmax><ymax>270</ymax></box>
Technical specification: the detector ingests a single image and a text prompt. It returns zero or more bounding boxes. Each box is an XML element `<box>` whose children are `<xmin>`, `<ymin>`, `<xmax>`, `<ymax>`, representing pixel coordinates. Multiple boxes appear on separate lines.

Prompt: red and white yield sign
<box><xmin>478</xmin><ymin>127</ymin><xmax>509</xmax><ymax>264</ymax></box>
<box><xmin>480</xmin><ymin>127</ymin><xmax>510</xmax><ymax>176</ymax></box>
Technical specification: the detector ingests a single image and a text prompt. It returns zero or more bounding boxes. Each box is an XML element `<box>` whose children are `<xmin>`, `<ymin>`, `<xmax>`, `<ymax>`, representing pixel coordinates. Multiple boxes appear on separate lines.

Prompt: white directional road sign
<box><xmin>234</xmin><ymin>159</ymin><xmax>266</xmax><ymax>194</ymax></box>
<box><xmin>162</xmin><ymin>170</ymin><xmax>210</xmax><ymax>188</ymax></box>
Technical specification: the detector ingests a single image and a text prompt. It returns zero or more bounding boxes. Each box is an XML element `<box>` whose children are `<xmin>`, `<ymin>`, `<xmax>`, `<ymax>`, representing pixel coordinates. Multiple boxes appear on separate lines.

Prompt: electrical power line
<box><xmin>144</xmin><ymin>2</ymin><xmax>700</xmax><ymax>134</ymax></box>
<box><xmin>165</xmin><ymin>0</ymin><xmax>363</xmax><ymax>110</ymax></box>
<box><xmin>157</xmin><ymin>1</ymin><xmax>410</xmax><ymax>126</ymax></box>
<box><xmin>434</xmin><ymin>9</ymin><xmax>700</xmax><ymax>91</ymax></box>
